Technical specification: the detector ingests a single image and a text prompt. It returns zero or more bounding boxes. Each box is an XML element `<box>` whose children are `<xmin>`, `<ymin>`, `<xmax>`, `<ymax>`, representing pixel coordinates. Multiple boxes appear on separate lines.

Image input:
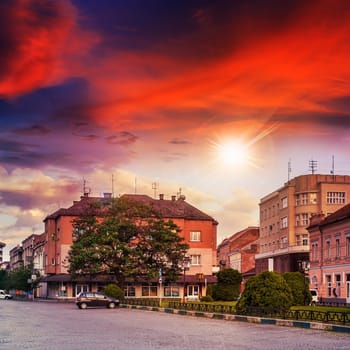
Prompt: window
<box><xmin>280</xmin><ymin>216</ymin><xmax>288</xmax><ymax>229</ymax></box>
<box><xmin>335</xmin><ymin>238</ymin><xmax>340</xmax><ymax>258</ymax></box>
<box><xmin>301</xmin><ymin>213</ymin><xmax>309</xmax><ymax>226</ymax></box>
<box><xmin>326</xmin><ymin>275</ymin><xmax>332</xmax><ymax>297</ymax></box>
<box><xmin>326</xmin><ymin>240</ymin><xmax>331</xmax><ymax>259</ymax></box>
<box><xmin>190</xmin><ymin>231</ymin><xmax>201</xmax><ymax>242</ymax></box>
<box><xmin>311</xmin><ymin>242</ymin><xmax>318</xmax><ymax>261</ymax></box>
<box><xmin>51</xmin><ymin>258</ymin><xmax>55</xmax><ymax>265</ymax></box>
<box><xmin>335</xmin><ymin>274</ymin><xmax>341</xmax><ymax>297</ymax></box>
<box><xmin>190</xmin><ymin>255</ymin><xmax>201</xmax><ymax>265</ymax></box>
<box><xmin>310</xmin><ymin>193</ymin><xmax>317</xmax><ymax>204</ymax></box>
<box><xmin>327</xmin><ymin>191</ymin><xmax>346</xmax><ymax>204</ymax></box>
<box><xmin>302</xmin><ymin>234</ymin><xmax>308</xmax><ymax>246</ymax></box>
<box><xmin>296</xmin><ymin>193</ymin><xmax>308</xmax><ymax>206</ymax></box>
<box><xmin>141</xmin><ymin>285</ymin><xmax>158</xmax><ymax>297</ymax></box>
<box><xmin>164</xmin><ymin>286</ymin><xmax>180</xmax><ymax>297</ymax></box>
<box><xmin>281</xmin><ymin>236</ymin><xmax>288</xmax><ymax>248</ymax></box>
<box><xmin>347</xmin><ymin>236</ymin><xmax>350</xmax><ymax>256</ymax></box>
<box><xmin>124</xmin><ymin>285</ymin><xmax>135</xmax><ymax>297</ymax></box>
<box><xmin>281</xmin><ymin>197</ymin><xmax>288</xmax><ymax>209</ymax></box>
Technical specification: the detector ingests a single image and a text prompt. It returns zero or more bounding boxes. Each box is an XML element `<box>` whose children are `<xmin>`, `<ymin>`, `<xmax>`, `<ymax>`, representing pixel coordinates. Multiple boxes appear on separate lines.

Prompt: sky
<box><xmin>1</xmin><ymin>0</ymin><xmax>350</xmax><ymax>260</ymax></box>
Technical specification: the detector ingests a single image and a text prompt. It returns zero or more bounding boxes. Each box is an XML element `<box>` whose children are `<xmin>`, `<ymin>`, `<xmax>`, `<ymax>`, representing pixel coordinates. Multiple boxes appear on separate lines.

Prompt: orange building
<box><xmin>41</xmin><ymin>193</ymin><xmax>218</xmax><ymax>300</ymax></box>
<box><xmin>308</xmin><ymin>204</ymin><xmax>350</xmax><ymax>304</ymax></box>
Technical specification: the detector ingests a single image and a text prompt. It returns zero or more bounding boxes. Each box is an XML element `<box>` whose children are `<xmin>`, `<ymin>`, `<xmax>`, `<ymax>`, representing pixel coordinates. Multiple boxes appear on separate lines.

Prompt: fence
<box><xmin>123</xmin><ymin>299</ymin><xmax>350</xmax><ymax>325</ymax></box>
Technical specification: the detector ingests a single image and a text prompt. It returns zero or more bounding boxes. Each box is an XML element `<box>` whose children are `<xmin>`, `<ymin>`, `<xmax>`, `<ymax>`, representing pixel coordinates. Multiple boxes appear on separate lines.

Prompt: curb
<box><xmin>120</xmin><ymin>304</ymin><xmax>350</xmax><ymax>334</ymax></box>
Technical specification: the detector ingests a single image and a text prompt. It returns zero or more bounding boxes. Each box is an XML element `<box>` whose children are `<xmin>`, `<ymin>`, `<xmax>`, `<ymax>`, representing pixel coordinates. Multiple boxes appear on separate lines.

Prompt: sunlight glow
<box><xmin>217</xmin><ymin>141</ymin><xmax>248</xmax><ymax>166</ymax></box>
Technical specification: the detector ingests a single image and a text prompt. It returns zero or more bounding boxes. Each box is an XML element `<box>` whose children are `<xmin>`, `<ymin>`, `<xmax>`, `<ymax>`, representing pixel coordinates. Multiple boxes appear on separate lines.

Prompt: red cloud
<box><xmin>0</xmin><ymin>0</ymin><xmax>98</xmax><ymax>98</ymax></box>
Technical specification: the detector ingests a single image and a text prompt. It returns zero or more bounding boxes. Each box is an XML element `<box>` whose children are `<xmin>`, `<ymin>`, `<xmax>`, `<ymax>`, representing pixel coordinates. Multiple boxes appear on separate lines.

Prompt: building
<box><xmin>0</xmin><ymin>241</ymin><xmax>5</xmax><ymax>264</ymax></box>
<box><xmin>9</xmin><ymin>245</ymin><xmax>23</xmax><ymax>271</ymax></box>
<box><xmin>217</xmin><ymin>227</ymin><xmax>259</xmax><ymax>287</ymax></box>
<box><xmin>256</xmin><ymin>174</ymin><xmax>350</xmax><ymax>274</ymax></box>
<box><xmin>307</xmin><ymin>205</ymin><xmax>350</xmax><ymax>303</ymax></box>
<box><xmin>41</xmin><ymin>193</ymin><xmax>218</xmax><ymax>300</ymax></box>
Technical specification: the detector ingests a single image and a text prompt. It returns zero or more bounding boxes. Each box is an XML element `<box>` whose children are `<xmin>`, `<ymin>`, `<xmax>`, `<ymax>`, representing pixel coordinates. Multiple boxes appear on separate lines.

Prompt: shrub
<box><xmin>283</xmin><ymin>272</ymin><xmax>311</xmax><ymax>306</ymax></box>
<box><xmin>200</xmin><ymin>295</ymin><xmax>214</xmax><ymax>302</ymax></box>
<box><xmin>236</xmin><ymin>271</ymin><xmax>293</xmax><ymax>313</ymax></box>
<box><xmin>103</xmin><ymin>284</ymin><xmax>124</xmax><ymax>300</ymax></box>
<box><xmin>212</xmin><ymin>284</ymin><xmax>240</xmax><ymax>301</ymax></box>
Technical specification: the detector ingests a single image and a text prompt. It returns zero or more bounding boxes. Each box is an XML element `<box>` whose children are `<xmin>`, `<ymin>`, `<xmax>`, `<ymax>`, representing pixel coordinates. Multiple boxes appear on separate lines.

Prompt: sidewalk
<box><xmin>120</xmin><ymin>303</ymin><xmax>350</xmax><ymax>334</ymax></box>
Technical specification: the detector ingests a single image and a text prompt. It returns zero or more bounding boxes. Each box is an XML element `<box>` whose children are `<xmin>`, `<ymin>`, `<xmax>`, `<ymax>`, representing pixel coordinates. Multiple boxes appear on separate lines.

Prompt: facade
<box><xmin>9</xmin><ymin>245</ymin><xmax>23</xmax><ymax>271</ymax></box>
<box><xmin>308</xmin><ymin>205</ymin><xmax>350</xmax><ymax>303</ymax></box>
<box><xmin>41</xmin><ymin>193</ymin><xmax>218</xmax><ymax>300</ymax></box>
<box><xmin>217</xmin><ymin>227</ymin><xmax>259</xmax><ymax>287</ymax></box>
<box><xmin>256</xmin><ymin>174</ymin><xmax>350</xmax><ymax>274</ymax></box>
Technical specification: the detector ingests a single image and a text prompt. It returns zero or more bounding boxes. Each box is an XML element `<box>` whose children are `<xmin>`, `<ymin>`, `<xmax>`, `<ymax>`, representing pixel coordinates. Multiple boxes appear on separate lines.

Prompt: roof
<box><xmin>44</xmin><ymin>194</ymin><xmax>217</xmax><ymax>223</ymax></box>
<box><xmin>317</xmin><ymin>203</ymin><xmax>350</xmax><ymax>228</ymax></box>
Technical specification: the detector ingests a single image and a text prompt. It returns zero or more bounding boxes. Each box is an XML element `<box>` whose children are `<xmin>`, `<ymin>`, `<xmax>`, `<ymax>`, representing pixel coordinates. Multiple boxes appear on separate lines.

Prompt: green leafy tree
<box><xmin>236</xmin><ymin>271</ymin><xmax>293</xmax><ymax>313</ymax></box>
<box><xmin>68</xmin><ymin>197</ymin><xmax>189</xmax><ymax>285</ymax></box>
<box><xmin>0</xmin><ymin>269</ymin><xmax>9</xmax><ymax>290</ymax></box>
<box><xmin>7</xmin><ymin>265</ymin><xmax>39</xmax><ymax>292</ymax></box>
<box><xmin>212</xmin><ymin>268</ymin><xmax>242</xmax><ymax>301</ymax></box>
<box><xmin>283</xmin><ymin>271</ymin><xmax>311</xmax><ymax>306</ymax></box>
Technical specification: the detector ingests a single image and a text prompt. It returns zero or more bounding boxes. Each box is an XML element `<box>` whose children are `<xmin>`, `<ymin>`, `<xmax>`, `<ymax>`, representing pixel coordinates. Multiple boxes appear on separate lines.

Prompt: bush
<box><xmin>283</xmin><ymin>272</ymin><xmax>311</xmax><ymax>306</ymax></box>
<box><xmin>103</xmin><ymin>284</ymin><xmax>124</xmax><ymax>300</ymax></box>
<box><xmin>236</xmin><ymin>271</ymin><xmax>293</xmax><ymax>313</ymax></box>
<box><xmin>200</xmin><ymin>295</ymin><xmax>214</xmax><ymax>302</ymax></box>
<box><xmin>212</xmin><ymin>284</ymin><xmax>240</xmax><ymax>301</ymax></box>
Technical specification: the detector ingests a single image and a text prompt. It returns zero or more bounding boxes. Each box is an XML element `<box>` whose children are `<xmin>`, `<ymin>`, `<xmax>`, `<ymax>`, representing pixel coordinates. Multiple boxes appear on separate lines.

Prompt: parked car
<box><xmin>0</xmin><ymin>289</ymin><xmax>13</xmax><ymax>300</ymax></box>
<box><xmin>309</xmin><ymin>289</ymin><xmax>318</xmax><ymax>305</ymax></box>
<box><xmin>76</xmin><ymin>292</ymin><xmax>120</xmax><ymax>309</ymax></box>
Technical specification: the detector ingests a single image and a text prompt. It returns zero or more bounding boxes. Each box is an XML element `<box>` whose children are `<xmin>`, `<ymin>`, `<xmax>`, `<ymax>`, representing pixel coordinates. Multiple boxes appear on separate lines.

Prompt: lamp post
<box><xmin>182</xmin><ymin>256</ymin><xmax>190</xmax><ymax>303</ymax></box>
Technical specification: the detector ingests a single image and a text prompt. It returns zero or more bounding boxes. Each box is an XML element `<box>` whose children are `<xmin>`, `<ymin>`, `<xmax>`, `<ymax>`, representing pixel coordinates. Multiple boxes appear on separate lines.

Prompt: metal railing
<box><xmin>122</xmin><ymin>299</ymin><xmax>350</xmax><ymax>325</ymax></box>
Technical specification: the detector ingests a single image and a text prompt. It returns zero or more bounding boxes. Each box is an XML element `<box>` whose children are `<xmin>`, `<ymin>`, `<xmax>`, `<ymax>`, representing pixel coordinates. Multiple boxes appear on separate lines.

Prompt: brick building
<box><xmin>41</xmin><ymin>193</ymin><xmax>218</xmax><ymax>300</ymax></box>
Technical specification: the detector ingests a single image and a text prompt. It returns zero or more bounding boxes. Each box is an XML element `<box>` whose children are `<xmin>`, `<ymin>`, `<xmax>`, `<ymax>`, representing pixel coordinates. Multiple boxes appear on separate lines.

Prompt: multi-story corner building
<box><xmin>307</xmin><ymin>205</ymin><xmax>350</xmax><ymax>303</ymax></box>
<box><xmin>255</xmin><ymin>174</ymin><xmax>350</xmax><ymax>274</ymax></box>
<box><xmin>41</xmin><ymin>193</ymin><xmax>218</xmax><ymax>300</ymax></box>
<box><xmin>217</xmin><ymin>227</ymin><xmax>259</xmax><ymax>288</ymax></box>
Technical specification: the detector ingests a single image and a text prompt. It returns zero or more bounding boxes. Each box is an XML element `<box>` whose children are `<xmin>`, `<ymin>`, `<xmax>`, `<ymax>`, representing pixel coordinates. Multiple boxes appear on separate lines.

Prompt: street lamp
<box><xmin>298</xmin><ymin>259</ymin><xmax>310</xmax><ymax>305</ymax></box>
<box><xmin>182</xmin><ymin>256</ymin><xmax>190</xmax><ymax>303</ymax></box>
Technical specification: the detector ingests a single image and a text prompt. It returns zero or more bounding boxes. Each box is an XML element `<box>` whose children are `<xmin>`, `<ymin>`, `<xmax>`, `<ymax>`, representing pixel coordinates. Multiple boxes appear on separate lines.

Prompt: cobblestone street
<box><xmin>1</xmin><ymin>301</ymin><xmax>350</xmax><ymax>350</ymax></box>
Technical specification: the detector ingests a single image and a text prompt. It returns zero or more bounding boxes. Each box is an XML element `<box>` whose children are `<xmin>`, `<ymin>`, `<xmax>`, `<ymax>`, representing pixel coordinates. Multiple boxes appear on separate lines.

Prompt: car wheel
<box><xmin>80</xmin><ymin>302</ymin><xmax>88</xmax><ymax>309</ymax></box>
<box><xmin>108</xmin><ymin>302</ymin><xmax>116</xmax><ymax>309</ymax></box>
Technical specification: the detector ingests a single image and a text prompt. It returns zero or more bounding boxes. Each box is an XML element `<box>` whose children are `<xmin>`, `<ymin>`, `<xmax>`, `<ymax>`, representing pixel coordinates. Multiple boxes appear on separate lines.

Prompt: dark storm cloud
<box><xmin>13</xmin><ymin>125</ymin><xmax>51</xmax><ymax>136</ymax></box>
<box><xmin>106</xmin><ymin>131</ymin><xmax>138</xmax><ymax>145</ymax></box>
<box><xmin>169</xmin><ymin>138</ymin><xmax>191</xmax><ymax>145</ymax></box>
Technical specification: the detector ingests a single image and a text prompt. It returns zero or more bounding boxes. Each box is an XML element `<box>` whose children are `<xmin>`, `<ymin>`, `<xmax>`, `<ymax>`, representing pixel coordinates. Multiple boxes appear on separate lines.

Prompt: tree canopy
<box><xmin>68</xmin><ymin>197</ymin><xmax>189</xmax><ymax>285</ymax></box>
<box><xmin>212</xmin><ymin>268</ymin><xmax>242</xmax><ymax>301</ymax></box>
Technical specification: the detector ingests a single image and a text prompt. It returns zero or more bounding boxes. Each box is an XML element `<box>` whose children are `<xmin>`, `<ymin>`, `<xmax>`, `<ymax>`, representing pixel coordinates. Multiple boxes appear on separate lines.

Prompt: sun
<box><xmin>217</xmin><ymin>141</ymin><xmax>248</xmax><ymax>166</ymax></box>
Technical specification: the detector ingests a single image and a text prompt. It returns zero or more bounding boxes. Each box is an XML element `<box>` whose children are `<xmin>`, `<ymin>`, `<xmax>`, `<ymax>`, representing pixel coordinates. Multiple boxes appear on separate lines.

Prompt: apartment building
<box><xmin>41</xmin><ymin>193</ymin><xmax>218</xmax><ymax>300</ymax></box>
<box><xmin>255</xmin><ymin>174</ymin><xmax>350</xmax><ymax>274</ymax></box>
<box><xmin>308</xmin><ymin>205</ymin><xmax>350</xmax><ymax>303</ymax></box>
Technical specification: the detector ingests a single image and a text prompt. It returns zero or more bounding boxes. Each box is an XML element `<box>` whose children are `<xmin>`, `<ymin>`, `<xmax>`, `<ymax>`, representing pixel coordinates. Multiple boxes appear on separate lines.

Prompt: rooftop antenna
<box><xmin>83</xmin><ymin>177</ymin><xmax>91</xmax><ymax>197</ymax></box>
<box><xmin>152</xmin><ymin>182</ymin><xmax>158</xmax><ymax>199</ymax></box>
<box><xmin>309</xmin><ymin>159</ymin><xmax>317</xmax><ymax>174</ymax></box>
<box><xmin>288</xmin><ymin>158</ymin><xmax>292</xmax><ymax>182</ymax></box>
<box><xmin>330</xmin><ymin>155</ymin><xmax>335</xmax><ymax>181</ymax></box>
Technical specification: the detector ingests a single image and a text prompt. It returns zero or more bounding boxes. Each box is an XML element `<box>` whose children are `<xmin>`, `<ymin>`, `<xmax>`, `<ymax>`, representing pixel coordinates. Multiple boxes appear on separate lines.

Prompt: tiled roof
<box><xmin>44</xmin><ymin>194</ymin><xmax>217</xmax><ymax>223</ymax></box>
<box><xmin>319</xmin><ymin>203</ymin><xmax>350</xmax><ymax>227</ymax></box>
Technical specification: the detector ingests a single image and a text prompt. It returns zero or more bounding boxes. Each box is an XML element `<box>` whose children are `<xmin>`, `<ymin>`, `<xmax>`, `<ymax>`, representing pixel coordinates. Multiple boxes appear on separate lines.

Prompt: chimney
<box><xmin>159</xmin><ymin>194</ymin><xmax>164</xmax><ymax>200</ymax></box>
<box><xmin>171</xmin><ymin>195</ymin><xmax>176</xmax><ymax>201</ymax></box>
